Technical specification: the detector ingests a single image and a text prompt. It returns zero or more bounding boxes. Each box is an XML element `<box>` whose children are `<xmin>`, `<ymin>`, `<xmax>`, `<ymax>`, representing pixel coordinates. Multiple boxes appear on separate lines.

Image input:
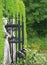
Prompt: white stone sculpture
<box><xmin>3</xmin><ymin>17</ymin><xmax>16</xmax><ymax>65</ymax></box>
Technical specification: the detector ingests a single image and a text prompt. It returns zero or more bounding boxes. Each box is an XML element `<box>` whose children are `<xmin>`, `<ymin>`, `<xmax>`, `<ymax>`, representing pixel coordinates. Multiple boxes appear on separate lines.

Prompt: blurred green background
<box><xmin>23</xmin><ymin>0</ymin><xmax>47</xmax><ymax>50</ymax></box>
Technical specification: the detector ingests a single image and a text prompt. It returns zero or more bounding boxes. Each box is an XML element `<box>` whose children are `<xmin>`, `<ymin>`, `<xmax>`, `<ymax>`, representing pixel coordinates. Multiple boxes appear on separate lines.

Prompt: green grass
<box><xmin>27</xmin><ymin>37</ymin><xmax>47</xmax><ymax>50</ymax></box>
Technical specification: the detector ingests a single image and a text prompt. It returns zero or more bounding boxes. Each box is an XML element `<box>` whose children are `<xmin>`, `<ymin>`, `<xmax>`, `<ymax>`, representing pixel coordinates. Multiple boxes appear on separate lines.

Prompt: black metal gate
<box><xmin>5</xmin><ymin>16</ymin><xmax>26</xmax><ymax>65</ymax></box>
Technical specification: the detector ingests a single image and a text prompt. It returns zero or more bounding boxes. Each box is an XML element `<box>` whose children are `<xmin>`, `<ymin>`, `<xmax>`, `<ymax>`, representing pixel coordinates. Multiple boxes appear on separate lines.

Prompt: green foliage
<box><xmin>0</xmin><ymin>0</ymin><xmax>3</xmax><ymax>20</ymax></box>
<box><xmin>26</xmin><ymin>49</ymin><xmax>47</xmax><ymax>65</ymax></box>
<box><xmin>0</xmin><ymin>0</ymin><xmax>4</xmax><ymax>63</ymax></box>
<box><xmin>23</xmin><ymin>0</ymin><xmax>47</xmax><ymax>50</ymax></box>
<box><xmin>23</xmin><ymin>0</ymin><xmax>47</xmax><ymax>23</ymax></box>
<box><xmin>0</xmin><ymin>22</ymin><xmax>4</xmax><ymax>64</ymax></box>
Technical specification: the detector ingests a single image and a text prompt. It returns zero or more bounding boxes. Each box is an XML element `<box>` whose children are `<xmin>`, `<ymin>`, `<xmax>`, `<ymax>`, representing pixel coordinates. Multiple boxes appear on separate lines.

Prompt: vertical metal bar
<box><xmin>15</xmin><ymin>15</ymin><xmax>17</xmax><ymax>63</ymax></box>
<box><xmin>18</xmin><ymin>19</ymin><xmax>20</xmax><ymax>51</ymax></box>
<box><xmin>9</xmin><ymin>43</ymin><xmax>11</xmax><ymax>57</ymax></box>
<box><xmin>16</xmin><ymin>42</ymin><xmax>17</xmax><ymax>63</ymax></box>
<box><xmin>11</xmin><ymin>21</ymin><xmax>13</xmax><ymax>64</ymax></box>
<box><xmin>16</xmin><ymin>14</ymin><xmax>18</xmax><ymax>63</ymax></box>
<box><xmin>16</xmin><ymin>14</ymin><xmax>20</xmax><ymax>63</ymax></box>
<box><xmin>18</xmin><ymin>14</ymin><xmax>20</xmax><ymax>51</ymax></box>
